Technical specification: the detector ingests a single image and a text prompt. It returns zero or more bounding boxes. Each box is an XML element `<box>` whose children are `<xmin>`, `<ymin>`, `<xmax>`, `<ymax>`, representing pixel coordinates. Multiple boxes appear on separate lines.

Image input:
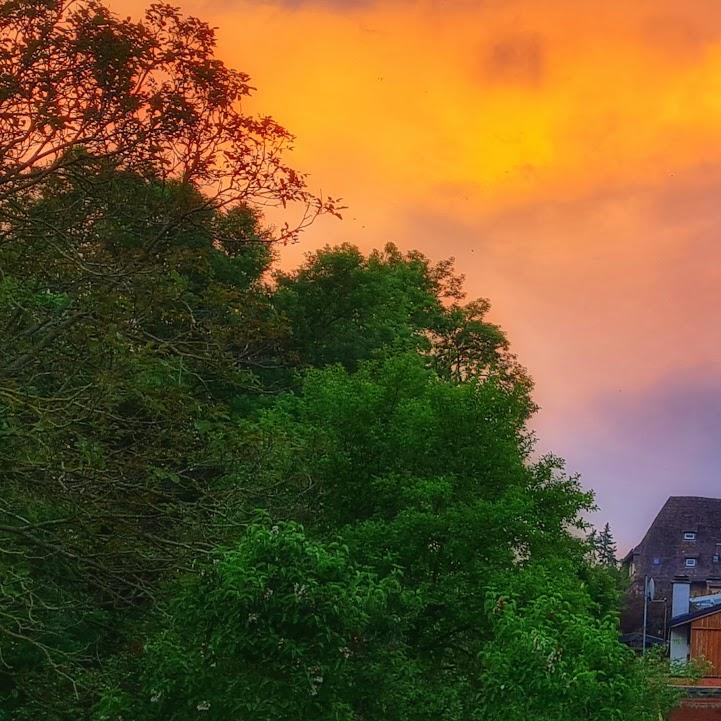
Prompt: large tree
<box><xmin>0</xmin><ymin>167</ymin><xmax>286</xmax><ymax>712</ymax></box>
<box><xmin>0</xmin><ymin>2</ymin><xmax>679</xmax><ymax>719</ymax></box>
<box><xmin>0</xmin><ymin>0</ymin><xmax>336</xmax><ymax>711</ymax></box>
<box><xmin>115</xmin><ymin>355</ymin><xmax>676</xmax><ymax>721</ymax></box>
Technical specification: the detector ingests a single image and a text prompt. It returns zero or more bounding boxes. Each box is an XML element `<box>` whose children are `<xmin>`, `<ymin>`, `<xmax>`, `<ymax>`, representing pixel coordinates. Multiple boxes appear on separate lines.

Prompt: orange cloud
<box><xmin>113</xmin><ymin>0</ymin><xmax>721</xmax><ymax>545</ymax></box>
<box><xmin>116</xmin><ymin>1</ymin><xmax>721</xmax><ymax>209</ymax></box>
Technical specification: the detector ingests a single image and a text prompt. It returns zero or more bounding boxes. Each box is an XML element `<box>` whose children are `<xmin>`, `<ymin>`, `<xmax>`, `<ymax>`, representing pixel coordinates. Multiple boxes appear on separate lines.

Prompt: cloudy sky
<box><xmin>119</xmin><ymin>0</ymin><xmax>721</xmax><ymax>551</ymax></box>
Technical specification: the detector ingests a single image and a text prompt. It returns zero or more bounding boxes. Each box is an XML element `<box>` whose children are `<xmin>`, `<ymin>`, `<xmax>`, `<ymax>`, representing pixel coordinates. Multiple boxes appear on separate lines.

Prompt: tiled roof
<box><xmin>628</xmin><ymin>496</ymin><xmax>721</xmax><ymax>586</ymax></box>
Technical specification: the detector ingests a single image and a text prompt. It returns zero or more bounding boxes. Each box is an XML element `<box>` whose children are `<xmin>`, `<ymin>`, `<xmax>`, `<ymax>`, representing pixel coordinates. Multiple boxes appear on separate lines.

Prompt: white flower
<box><xmin>197</xmin><ymin>700</ymin><xmax>211</xmax><ymax>711</ymax></box>
<box><xmin>248</xmin><ymin>613</ymin><xmax>258</xmax><ymax>623</ymax></box>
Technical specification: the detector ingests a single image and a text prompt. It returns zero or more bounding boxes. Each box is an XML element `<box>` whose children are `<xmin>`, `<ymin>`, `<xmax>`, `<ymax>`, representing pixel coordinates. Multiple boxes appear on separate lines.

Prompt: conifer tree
<box><xmin>598</xmin><ymin>523</ymin><xmax>618</xmax><ymax>567</ymax></box>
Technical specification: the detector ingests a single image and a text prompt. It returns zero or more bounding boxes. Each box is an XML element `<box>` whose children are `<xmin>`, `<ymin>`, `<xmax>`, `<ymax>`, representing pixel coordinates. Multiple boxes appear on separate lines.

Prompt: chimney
<box><xmin>672</xmin><ymin>575</ymin><xmax>691</xmax><ymax>618</ymax></box>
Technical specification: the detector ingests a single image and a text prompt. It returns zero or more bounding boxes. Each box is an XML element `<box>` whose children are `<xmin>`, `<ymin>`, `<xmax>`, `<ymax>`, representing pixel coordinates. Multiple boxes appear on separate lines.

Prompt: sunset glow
<box><xmin>116</xmin><ymin>0</ymin><xmax>721</xmax><ymax>548</ymax></box>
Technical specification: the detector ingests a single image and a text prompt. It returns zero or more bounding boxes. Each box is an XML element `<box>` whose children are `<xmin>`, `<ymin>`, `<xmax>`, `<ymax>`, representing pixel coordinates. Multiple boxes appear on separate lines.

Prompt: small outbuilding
<box><xmin>670</xmin><ymin>576</ymin><xmax>721</xmax><ymax>675</ymax></box>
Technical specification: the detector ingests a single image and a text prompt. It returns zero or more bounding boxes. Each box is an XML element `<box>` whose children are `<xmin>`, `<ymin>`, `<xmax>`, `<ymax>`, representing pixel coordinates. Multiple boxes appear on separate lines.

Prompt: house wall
<box><xmin>691</xmin><ymin>613</ymin><xmax>721</xmax><ymax>676</ymax></box>
<box><xmin>692</xmin><ymin>614</ymin><xmax>721</xmax><ymax>630</ymax></box>
<box><xmin>671</xmin><ymin>626</ymin><xmax>690</xmax><ymax>664</ymax></box>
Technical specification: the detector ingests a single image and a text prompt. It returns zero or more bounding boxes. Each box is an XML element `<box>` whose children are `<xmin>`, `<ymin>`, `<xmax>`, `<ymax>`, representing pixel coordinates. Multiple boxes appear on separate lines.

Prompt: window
<box><xmin>684</xmin><ymin>532</ymin><xmax>697</xmax><ymax>540</ymax></box>
<box><xmin>652</xmin><ymin>557</ymin><xmax>661</xmax><ymax>565</ymax></box>
<box><xmin>685</xmin><ymin>558</ymin><xmax>697</xmax><ymax>567</ymax></box>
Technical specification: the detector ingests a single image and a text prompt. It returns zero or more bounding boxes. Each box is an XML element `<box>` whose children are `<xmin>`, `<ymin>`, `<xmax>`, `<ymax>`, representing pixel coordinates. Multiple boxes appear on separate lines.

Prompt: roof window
<box><xmin>685</xmin><ymin>558</ymin><xmax>697</xmax><ymax>567</ymax></box>
<box><xmin>684</xmin><ymin>532</ymin><xmax>697</xmax><ymax>541</ymax></box>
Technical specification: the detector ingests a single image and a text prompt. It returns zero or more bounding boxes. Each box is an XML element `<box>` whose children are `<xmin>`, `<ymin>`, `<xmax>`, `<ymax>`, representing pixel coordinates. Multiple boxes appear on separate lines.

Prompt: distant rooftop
<box><xmin>625</xmin><ymin>496</ymin><xmax>721</xmax><ymax>585</ymax></box>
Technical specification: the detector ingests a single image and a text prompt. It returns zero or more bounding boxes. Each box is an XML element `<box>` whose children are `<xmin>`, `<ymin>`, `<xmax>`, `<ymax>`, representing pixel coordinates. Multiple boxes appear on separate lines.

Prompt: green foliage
<box><xmin>100</xmin><ymin>520</ymin><xmax>415</xmax><ymax>721</ymax></box>
<box><xmin>669</xmin><ymin>653</ymin><xmax>712</xmax><ymax>682</ymax></box>
<box><xmin>273</xmin><ymin>243</ymin><xmax>520</xmax><ymax>387</ymax></box>
<box><xmin>0</xmin><ymin>161</ymin><xmax>285</xmax><ymax>712</ymax></box>
<box><xmin>478</xmin><ymin>566</ymin><xmax>678</xmax><ymax>721</ymax></box>
<box><xmin>274</xmin><ymin>243</ymin><xmax>446</xmax><ymax>370</ymax></box>
<box><xmin>0</xmin><ymin>1</ymin><xmax>679</xmax><ymax>718</ymax></box>
<box><xmin>107</xmin><ymin>356</ymin><xmax>676</xmax><ymax>721</ymax></box>
<box><xmin>250</xmin><ymin>353</ymin><xmax>539</xmax><ymax>527</ymax></box>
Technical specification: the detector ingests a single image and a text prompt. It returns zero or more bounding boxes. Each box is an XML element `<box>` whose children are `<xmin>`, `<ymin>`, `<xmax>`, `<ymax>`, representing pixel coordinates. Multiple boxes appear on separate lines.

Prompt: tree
<box><xmin>273</xmin><ymin>243</ymin><xmax>525</xmax><ymax>390</ymax></box>
<box><xmin>115</xmin><ymin>356</ymin><xmax>676</xmax><ymax>721</ymax></box>
<box><xmin>476</xmin><ymin>564</ymin><xmax>678</xmax><ymax>721</ymax></box>
<box><xmin>587</xmin><ymin>523</ymin><xmax>618</xmax><ymax>568</ymax></box>
<box><xmin>0</xmin><ymin>168</ymin><xmax>291</xmax><ymax>714</ymax></box>
<box><xmin>103</xmin><ymin>520</ymin><xmax>416</xmax><ymax>721</ymax></box>
<box><xmin>598</xmin><ymin>523</ymin><xmax>618</xmax><ymax>567</ymax></box>
<box><xmin>0</xmin><ymin>0</ymin><xmax>339</xmax><ymax>228</ymax></box>
<box><xmin>250</xmin><ymin>352</ymin><xmax>543</xmax><ymax>528</ymax></box>
<box><xmin>429</xmin><ymin>298</ymin><xmax>524</xmax><ymax>387</ymax></box>
<box><xmin>0</xmin><ymin>0</ymin><xmax>340</xmax><ymax>386</ymax></box>
<box><xmin>273</xmin><ymin>243</ymin><xmax>451</xmax><ymax>370</ymax></box>
<box><xmin>0</xmin><ymin>0</ymin><xmax>338</xmax><ymax>709</ymax></box>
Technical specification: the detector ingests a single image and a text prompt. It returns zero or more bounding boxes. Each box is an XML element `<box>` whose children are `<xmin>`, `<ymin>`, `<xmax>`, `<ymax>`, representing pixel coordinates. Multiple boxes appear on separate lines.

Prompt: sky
<box><xmin>118</xmin><ymin>0</ymin><xmax>721</xmax><ymax>551</ymax></box>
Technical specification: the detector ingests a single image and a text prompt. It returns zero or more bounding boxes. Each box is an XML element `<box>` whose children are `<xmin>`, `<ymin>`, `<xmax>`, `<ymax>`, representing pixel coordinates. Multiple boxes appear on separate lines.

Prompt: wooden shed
<box><xmin>670</xmin><ymin>605</ymin><xmax>721</xmax><ymax>676</ymax></box>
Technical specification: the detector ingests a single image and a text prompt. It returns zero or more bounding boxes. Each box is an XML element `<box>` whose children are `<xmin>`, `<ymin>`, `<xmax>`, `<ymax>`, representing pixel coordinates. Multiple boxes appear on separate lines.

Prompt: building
<box><xmin>622</xmin><ymin>496</ymin><xmax>721</xmax><ymax>639</ymax></box>
<box><xmin>670</xmin><ymin>576</ymin><xmax>721</xmax><ymax>675</ymax></box>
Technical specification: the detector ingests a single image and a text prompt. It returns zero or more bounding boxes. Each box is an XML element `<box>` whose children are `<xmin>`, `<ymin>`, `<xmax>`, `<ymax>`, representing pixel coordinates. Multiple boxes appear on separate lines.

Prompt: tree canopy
<box><xmin>0</xmin><ymin>0</ymin><xmax>339</xmax><ymax>226</ymax></box>
<box><xmin>0</xmin><ymin>1</ymin><xmax>679</xmax><ymax>720</ymax></box>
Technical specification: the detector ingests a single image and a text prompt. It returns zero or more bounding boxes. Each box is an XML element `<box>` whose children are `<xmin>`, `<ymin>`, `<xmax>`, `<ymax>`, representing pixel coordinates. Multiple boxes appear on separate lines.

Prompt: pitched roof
<box><xmin>629</xmin><ymin>496</ymin><xmax>721</xmax><ymax>586</ymax></box>
<box><xmin>670</xmin><ymin>603</ymin><xmax>721</xmax><ymax>628</ymax></box>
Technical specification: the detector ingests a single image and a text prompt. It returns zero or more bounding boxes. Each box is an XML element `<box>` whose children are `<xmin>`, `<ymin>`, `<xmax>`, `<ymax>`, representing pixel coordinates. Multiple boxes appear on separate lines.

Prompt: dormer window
<box><xmin>684</xmin><ymin>532</ymin><xmax>697</xmax><ymax>541</ymax></box>
<box><xmin>685</xmin><ymin>558</ymin><xmax>697</xmax><ymax>567</ymax></box>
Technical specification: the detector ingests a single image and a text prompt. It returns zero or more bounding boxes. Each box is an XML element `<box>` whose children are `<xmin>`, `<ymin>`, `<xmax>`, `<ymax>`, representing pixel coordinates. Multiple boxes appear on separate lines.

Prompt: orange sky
<box><xmin>118</xmin><ymin>0</ymin><xmax>721</xmax><ymax>548</ymax></box>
